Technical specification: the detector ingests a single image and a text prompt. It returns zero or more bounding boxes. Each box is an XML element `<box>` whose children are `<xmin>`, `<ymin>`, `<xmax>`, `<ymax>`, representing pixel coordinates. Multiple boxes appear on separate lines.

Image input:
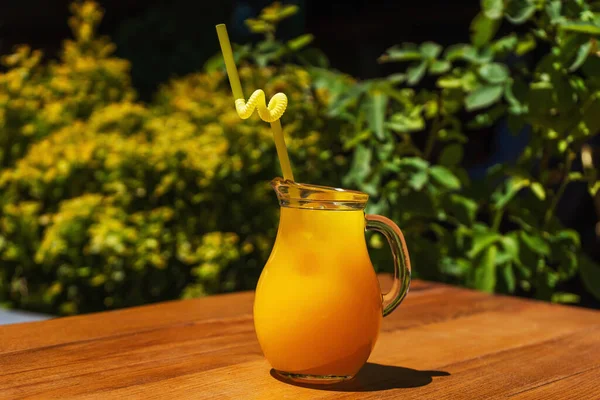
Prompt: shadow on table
<box><xmin>271</xmin><ymin>362</ymin><xmax>450</xmax><ymax>392</ymax></box>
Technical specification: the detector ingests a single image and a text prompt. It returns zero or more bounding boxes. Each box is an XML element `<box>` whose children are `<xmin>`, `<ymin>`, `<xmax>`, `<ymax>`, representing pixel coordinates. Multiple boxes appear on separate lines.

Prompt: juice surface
<box><xmin>254</xmin><ymin>207</ymin><xmax>383</xmax><ymax>376</ymax></box>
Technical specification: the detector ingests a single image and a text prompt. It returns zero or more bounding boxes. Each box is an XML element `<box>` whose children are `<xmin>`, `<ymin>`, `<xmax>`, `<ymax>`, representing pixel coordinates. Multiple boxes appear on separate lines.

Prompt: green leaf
<box><xmin>441</xmin><ymin>257</ymin><xmax>471</xmax><ymax>278</ymax></box>
<box><xmin>366</xmin><ymin>197</ymin><xmax>388</xmax><ymax>216</ymax></box>
<box><xmin>398</xmin><ymin>157</ymin><xmax>429</xmax><ymax>170</ymax></box>
<box><xmin>515</xmin><ymin>33</ymin><xmax>537</xmax><ymax>55</ymax></box>
<box><xmin>344</xmin><ymin>144</ymin><xmax>372</xmax><ymax>184</ymax></box>
<box><xmin>554</xmin><ymin>229</ymin><xmax>581</xmax><ymax>247</ymax></box>
<box><xmin>545</xmin><ymin>1</ymin><xmax>562</xmax><ymax>24</ymax></box>
<box><xmin>502</xmin><ymin>263</ymin><xmax>516</xmax><ymax>293</ymax></box>
<box><xmin>256</xmin><ymin>39</ymin><xmax>282</xmax><ymax>53</ymax></box>
<box><xmin>493</xmin><ymin>177</ymin><xmax>529</xmax><ymax>208</ymax></box>
<box><xmin>287</xmin><ymin>34</ymin><xmax>314</xmax><ymax>51</ymax></box>
<box><xmin>377</xmin><ymin>141</ymin><xmax>395</xmax><ymax>161</ymax></box>
<box><xmin>90</xmin><ymin>274</ymin><xmax>106</xmax><ymax>287</ymax></box>
<box><xmin>254</xmin><ymin>52</ymin><xmax>278</xmax><ymax>67</ymax></box>
<box><xmin>437</xmin><ymin>76</ymin><xmax>463</xmax><ymax>89</ymax></box>
<box><xmin>387</xmin><ymin>109</ymin><xmax>425</xmax><ymax>133</ymax></box>
<box><xmin>245</xmin><ymin>18</ymin><xmax>273</xmax><ymax>34</ymax></box>
<box><xmin>438</xmin><ymin>144</ymin><xmax>464</xmax><ymax>166</ymax></box>
<box><xmin>429</xmin><ymin>60</ymin><xmax>451</xmax><ymax>75</ymax></box>
<box><xmin>553</xmin><ymin>245</ymin><xmax>579</xmax><ymax>278</ymax></box>
<box><xmin>408</xmin><ymin>170</ymin><xmax>429</xmax><ymax>191</ymax></box>
<box><xmin>514</xmin><ymin>258</ymin><xmax>533</xmax><ymax>279</ymax></box>
<box><xmin>407</xmin><ymin>61</ymin><xmax>428</xmax><ymax>86</ymax></box>
<box><xmin>445</xmin><ymin>45</ymin><xmax>493</xmax><ymax>64</ymax></box>
<box><xmin>279</xmin><ymin>4</ymin><xmax>299</xmax><ymax>18</ymax></box>
<box><xmin>520</xmin><ymin>231</ymin><xmax>550</xmax><ymax>256</ymax></box>
<box><xmin>482</xmin><ymin>0</ymin><xmax>504</xmax><ymax>20</ymax></box>
<box><xmin>343</xmin><ymin>130</ymin><xmax>371</xmax><ymax>150</ymax></box>
<box><xmin>465</xmin><ymin>84</ymin><xmax>504</xmax><ymax>111</ymax></box>
<box><xmin>360</xmin><ymin>174</ymin><xmax>381</xmax><ymax>197</ymax></box>
<box><xmin>260</xmin><ymin>4</ymin><xmax>299</xmax><ymax>21</ymax></box>
<box><xmin>327</xmin><ymin>82</ymin><xmax>368</xmax><ymax>117</ymax></box>
<box><xmin>559</xmin><ymin>21</ymin><xmax>600</xmax><ymax>35</ymax></box>
<box><xmin>379</xmin><ymin>45</ymin><xmax>423</xmax><ymax>62</ymax></box>
<box><xmin>387</xmin><ymin>73</ymin><xmax>406</xmax><ymax>84</ymax></box>
<box><xmin>475</xmin><ymin>245</ymin><xmax>498</xmax><ymax>293</ymax></box>
<box><xmin>492</xmin><ymin>34</ymin><xmax>518</xmax><ymax>53</ymax></box>
<box><xmin>504</xmin><ymin>80</ymin><xmax>527</xmax><ymax>115</ymax></box>
<box><xmin>569</xmin><ymin>41</ymin><xmax>593</xmax><ymax>72</ymax></box>
<box><xmin>446</xmin><ymin>194</ymin><xmax>478</xmax><ymax>224</ymax></box>
<box><xmin>590</xmin><ymin>181</ymin><xmax>600</xmax><ymax>196</ymax></box>
<box><xmin>420</xmin><ymin>42</ymin><xmax>442</xmax><ymax>59</ymax></box>
<box><xmin>580</xmin><ymin>255</ymin><xmax>600</xmax><ymax>300</ymax></box>
<box><xmin>445</xmin><ymin>44</ymin><xmax>474</xmax><ymax>61</ymax></box>
<box><xmin>551</xmin><ymin>292</ymin><xmax>580</xmax><ymax>304</ymax></box>
<box><xmin>429</xmin><ymin>166</ymin><xmax>462</xmax><ymax>190</ymax></box>
<box><xmin>495</xmin><ymin>249</ymin><xmax>514</xmax><ymax>266</ymax></box>
<box><xmin>505</xmin><ymin>0</ymin><xmax>537</xmax><ymax>24</ymax></box>
<box><xmin>530</xmin><ymin>182</ymin><xmax>546</xmax><ymax>200</ymax></box>
<box><xmin>423</xmin><ymin>97</ymin><xmax>438</xmax><ymax>117</ymax></box>
<box><xmin>471</xmin><ymin>13</ymin><xmax>501</xmax><ymax>47</ymax></box>
<box><xmin>478</xmin><ymin>63</ymin><xmax>510</xmax><ymax>84</ymax></box>
<box><xmin>544</xmin><ymin>270</ymin><xmax>559</xmax><ymax>292</ymax></box>
<box><xmin>569</xmin><ymin>172</ymin><xmax>585</xmax><ymax>181</ymax></box>
<box><xmin>469</xmin><ymin>228</ymin><xmax>501</xmax><ymax>259</ymax></box>
<box><xmin>500</xmin><ymin>235</ymin><xmax>519</xmax><ymax>261</ymax></box>
<box><xmin>366</xmin><ymin>92</ymin><xmax>389</xmax><ymax>141</ymax></box>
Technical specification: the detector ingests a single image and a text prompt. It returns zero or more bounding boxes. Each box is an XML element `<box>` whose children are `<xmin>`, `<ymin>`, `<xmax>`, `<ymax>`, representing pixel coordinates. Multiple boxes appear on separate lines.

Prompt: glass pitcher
<box><xmin>254</xmin><ymin>178</ymin><xmax>411</xmax><ymax>384</ymax></box>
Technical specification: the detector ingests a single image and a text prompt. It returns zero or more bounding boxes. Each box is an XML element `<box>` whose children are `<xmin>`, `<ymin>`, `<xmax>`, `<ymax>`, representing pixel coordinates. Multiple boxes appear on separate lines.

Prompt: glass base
<box><xmin>274</xmin><ymin>370</ymin><xmax>354</xmax><ymax>385</ymax></box>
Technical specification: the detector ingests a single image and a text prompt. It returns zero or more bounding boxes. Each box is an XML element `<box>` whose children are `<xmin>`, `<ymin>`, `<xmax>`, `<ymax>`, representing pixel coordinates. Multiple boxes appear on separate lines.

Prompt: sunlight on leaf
<box><xmin>475</xmin><ymin>245</ymin><xmax>498</xmax><ymax>293</ymax></box>
<box><xmin>407</xmin><ymin>61</ymin><xmax>428</xmax><ymax>86</ymax></box>
<box><xmin>465</xmin><ymin>84</ymin><xmax>504</xmax><ymax>111</ymax></box>
<box><xmin>505</xmin><ymin>0</ymin><xmax>536</xmax><ymax>25</ymax></box>
<box><xmin>482</xmin><ymin>0</ymin><xmax>504</xmax><ymax>20</ymax></box>
<box><xmin>471</xmin><ymin>13</ymin><xmax>500</xmax><ymax>47</ymax></box>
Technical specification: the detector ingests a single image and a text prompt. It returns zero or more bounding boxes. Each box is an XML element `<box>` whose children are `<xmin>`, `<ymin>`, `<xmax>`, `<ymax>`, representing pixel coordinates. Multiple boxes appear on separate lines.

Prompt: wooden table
<box><xmin>2</xmin><ymin>277</ymin><xmax>600</xmax><ymax>399</ymax></box>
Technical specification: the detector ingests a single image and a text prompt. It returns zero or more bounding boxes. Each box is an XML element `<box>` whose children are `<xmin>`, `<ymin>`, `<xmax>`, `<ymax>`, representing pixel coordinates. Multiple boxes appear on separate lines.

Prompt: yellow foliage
<box><xmin>0</xmin><ymin>0</ymin><xmax>350</xmax><ymax>315</ymax></box>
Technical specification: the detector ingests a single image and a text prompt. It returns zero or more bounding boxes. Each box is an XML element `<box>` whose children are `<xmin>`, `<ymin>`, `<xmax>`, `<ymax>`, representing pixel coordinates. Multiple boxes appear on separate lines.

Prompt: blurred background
<box><xmin>0</xmin><ymin>0</ymin><xmax>599</xmax><ymax>319</ymax></box>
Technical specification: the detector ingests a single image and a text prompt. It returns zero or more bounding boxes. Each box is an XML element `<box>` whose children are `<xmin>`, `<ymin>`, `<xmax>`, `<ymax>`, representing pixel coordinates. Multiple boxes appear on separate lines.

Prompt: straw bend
<box><xmin>235</xmin><ymin>90</ymin><xmax>288</xmax><ymax>122</ymax></box>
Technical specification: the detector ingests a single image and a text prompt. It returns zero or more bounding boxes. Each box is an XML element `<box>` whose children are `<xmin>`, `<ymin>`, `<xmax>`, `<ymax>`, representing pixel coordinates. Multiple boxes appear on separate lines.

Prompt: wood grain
<box><xmin>1</xmin><ymin>276</ymin><xmax>599</xmax><ymax>399</ymax></box>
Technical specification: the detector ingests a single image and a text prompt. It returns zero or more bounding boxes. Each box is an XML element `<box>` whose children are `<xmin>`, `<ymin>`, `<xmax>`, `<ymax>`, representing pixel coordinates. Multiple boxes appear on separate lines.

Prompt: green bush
<box><xmin>1</xmin><ymin>1</ymin><xmax>599</xmax><ymax>315</ymax></box>
<box><xmin>335</xmin><ymin>0</ymin><xmax>600</xmax><ymax>303</ymax></box>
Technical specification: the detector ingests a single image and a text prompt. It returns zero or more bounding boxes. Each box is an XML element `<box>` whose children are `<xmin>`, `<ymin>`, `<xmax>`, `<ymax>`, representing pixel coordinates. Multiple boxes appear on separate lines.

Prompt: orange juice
<box><xmin>215</xmin><ymin>24</ymin><xmax>411</xmax><ymax>383</ymax></box>
<box><xmin>254</xmin><ymin>206</ymin><xmax>383</xmax><ymax>379</ymax></box>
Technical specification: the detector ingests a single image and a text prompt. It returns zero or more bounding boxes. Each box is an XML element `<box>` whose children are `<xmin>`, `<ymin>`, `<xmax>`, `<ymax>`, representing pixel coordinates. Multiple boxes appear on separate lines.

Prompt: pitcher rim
<box><xmin>270</xmin><ymin>177</ymin><xmax>369</xmax><ymax>210</ymax></box>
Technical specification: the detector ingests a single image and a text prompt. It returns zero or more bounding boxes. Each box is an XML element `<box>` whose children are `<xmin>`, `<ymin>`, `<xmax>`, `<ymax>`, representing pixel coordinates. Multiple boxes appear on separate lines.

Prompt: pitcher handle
<box><xmin>366</xmin><ymin>214</ymin><xmax>412</xmax><ymax>317</ymax></box>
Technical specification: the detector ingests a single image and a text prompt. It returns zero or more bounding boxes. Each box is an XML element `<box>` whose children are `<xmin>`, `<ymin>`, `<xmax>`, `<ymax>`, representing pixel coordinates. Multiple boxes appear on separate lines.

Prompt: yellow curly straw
<box><xmin>216</xmin><ymin>24</ymin><xmax>294</xmax><ymax>181</ymax></box>
<box><xmin>235</xmin><ymin>91</ymin><xmax>288</xmax><ymax>122</ymax></box>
